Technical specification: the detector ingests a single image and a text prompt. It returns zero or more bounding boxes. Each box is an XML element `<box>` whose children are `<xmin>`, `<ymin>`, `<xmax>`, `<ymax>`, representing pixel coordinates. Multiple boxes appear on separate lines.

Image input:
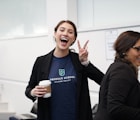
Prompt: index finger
<box><xmin>83</xmin><ymin>40</ymin><xmax>89</xmax><ymax>49</ymax></box>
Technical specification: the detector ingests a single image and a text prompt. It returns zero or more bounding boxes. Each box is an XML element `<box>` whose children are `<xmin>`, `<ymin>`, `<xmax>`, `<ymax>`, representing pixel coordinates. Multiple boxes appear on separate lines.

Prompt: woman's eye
<box><xmin>68</xmin><ymin>31</ymin><xmax>74</xmax><ymax>34</ymax></box>
<box><xmin>60</xmin><ymin>29</ymin><xmax>64</xmax><ymax>32</ymax></box>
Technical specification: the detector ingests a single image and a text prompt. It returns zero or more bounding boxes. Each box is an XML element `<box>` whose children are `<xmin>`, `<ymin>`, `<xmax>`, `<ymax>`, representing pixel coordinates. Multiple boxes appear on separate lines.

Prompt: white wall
<box><xmin>0</xmin><ymin>0</ymin><xmax>140</xmax><ymax>114</ymax></box>
<box><xmin>0</xmin><ymin>0</ymin><xmax>72</xmax><ymax>114</ymax></box>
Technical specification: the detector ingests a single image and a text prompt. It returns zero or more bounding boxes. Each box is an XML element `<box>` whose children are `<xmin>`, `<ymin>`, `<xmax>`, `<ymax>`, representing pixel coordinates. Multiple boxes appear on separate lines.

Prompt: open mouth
<box><xmin>60</xmin><ymin>37</ymin><xmax>68</xmax><ymax>43</ymax></box>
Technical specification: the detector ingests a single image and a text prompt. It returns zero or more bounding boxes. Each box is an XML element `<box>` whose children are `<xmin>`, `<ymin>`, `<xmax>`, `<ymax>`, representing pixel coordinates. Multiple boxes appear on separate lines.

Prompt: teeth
<box><xmin>61</xmin><ymin>37</ymin><xmax>68</xmax><ymax>41</ymax></box>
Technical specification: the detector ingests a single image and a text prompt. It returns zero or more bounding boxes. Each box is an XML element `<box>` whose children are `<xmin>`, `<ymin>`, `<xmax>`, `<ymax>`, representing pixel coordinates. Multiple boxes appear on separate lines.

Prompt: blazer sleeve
<box><xmin>25</xmin><ymin>57</ymin><xmax>42</xmax><ymax>101</ymax></box>
<box><xmin>85</xmin><ymin>62</ymin><xmax>104</xmax><ymax>85</ymax></box>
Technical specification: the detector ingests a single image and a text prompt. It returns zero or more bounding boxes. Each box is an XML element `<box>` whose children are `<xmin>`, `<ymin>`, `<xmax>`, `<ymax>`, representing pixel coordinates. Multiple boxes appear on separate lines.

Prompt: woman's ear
<box><xmin>53</xmin><ymin>36</ymin><xmax>56</xmax><ymax>41</ymax></box>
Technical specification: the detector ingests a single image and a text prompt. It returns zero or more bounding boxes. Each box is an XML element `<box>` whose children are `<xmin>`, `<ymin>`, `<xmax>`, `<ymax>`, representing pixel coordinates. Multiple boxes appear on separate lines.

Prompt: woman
<box><xmin>94</xmin><ymin>30</ymin><xmax>140</xmax><ymax>120</ymax></box>
<box><xmin>25</xmin><ymin>20</ymin><xmax>104</xmax><ymax>120</ymax></box>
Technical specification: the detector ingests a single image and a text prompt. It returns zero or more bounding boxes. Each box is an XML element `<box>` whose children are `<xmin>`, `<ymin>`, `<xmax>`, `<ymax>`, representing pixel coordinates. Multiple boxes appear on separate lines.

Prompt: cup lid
<box><xmin>39</xmin><ymin>80</ymin><xmax>51</xmax><ymax>85</ymax></box>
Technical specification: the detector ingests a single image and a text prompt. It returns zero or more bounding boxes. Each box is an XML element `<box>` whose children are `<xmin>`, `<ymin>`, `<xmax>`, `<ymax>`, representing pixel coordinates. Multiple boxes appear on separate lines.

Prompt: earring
<box><xmin>122</xmin><ymin>53</ymin><xmax>126</xmax><ymax>56</ymax></box>
<box><xmin>120</xmin><ymin>52</ymin><xmax>126</xmax><ymax>58</ymax></box>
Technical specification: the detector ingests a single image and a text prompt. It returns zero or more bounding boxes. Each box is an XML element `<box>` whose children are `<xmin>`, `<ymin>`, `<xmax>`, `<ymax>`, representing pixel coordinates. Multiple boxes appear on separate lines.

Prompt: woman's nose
<box><xmin>63</xmin><ymin>30</ymin><xmax>68</xmax><ymax>35</ymax></box>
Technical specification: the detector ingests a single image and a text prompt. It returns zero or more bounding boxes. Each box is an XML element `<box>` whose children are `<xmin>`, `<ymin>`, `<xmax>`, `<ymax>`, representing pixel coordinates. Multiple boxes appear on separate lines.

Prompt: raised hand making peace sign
<box><xmin>77</xmin><ymin>40</ymin><xmax>89</xmax><ymax>63</ymax></box>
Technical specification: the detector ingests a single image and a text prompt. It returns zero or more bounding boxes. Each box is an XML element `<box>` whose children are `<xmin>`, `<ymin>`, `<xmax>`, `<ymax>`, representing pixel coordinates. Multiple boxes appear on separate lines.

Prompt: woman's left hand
<box><xmin>77</xmin><ymin>40</ymin><xmax>89</xmax><ymax>62</ymax></box>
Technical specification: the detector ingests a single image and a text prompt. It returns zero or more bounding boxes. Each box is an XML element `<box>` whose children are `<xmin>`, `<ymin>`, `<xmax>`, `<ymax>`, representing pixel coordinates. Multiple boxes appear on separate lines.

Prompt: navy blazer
<box><xmin>25</xmin><ymin>49</ymin><xmax>104</xmax><ymax>120</ymax></box>
<box><xmin>94</xmin><ymin>60</ymin><xmax>140</xmax><ymax>120</ymax></box>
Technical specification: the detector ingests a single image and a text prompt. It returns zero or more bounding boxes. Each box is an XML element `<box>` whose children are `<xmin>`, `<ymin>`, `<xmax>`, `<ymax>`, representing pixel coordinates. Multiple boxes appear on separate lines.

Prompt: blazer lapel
<box><xmin>41</xmin><ymin>50</ymin><xmax>54</xmax><ymax>79</ymax></box>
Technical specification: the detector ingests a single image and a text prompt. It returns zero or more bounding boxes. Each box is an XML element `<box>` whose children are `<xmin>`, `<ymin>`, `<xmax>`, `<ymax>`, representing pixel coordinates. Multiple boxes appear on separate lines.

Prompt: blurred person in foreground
<box><xmin>94</xmin><ymin>30</ymin><xmax>140</xmax><ymax>120</ymax></box>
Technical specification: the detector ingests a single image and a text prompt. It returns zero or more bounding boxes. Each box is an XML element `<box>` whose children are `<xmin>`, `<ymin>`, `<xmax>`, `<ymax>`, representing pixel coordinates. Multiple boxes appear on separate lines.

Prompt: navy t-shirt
<box><xmin>48</xmin><ymin>54</ymin><xmax>77</xmax><ymax>120</ymax></box>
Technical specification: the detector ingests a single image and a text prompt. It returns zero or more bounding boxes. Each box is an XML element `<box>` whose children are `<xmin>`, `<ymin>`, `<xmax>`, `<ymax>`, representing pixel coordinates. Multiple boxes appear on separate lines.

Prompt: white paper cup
<box><xmin>39</xmin><ymin>80</ymin><xmax>51</xmax><ymax>98</ymax></box>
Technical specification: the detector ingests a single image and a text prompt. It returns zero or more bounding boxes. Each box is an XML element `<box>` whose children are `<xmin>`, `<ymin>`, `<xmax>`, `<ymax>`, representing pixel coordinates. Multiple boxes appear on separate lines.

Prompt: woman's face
<box><xmin>54</xmin><ymin>22</ymin><xmax>76</xmax><ymax>50</ymax></box>
<box><xmin>126</xmin><ymin>39</ymin><xmax>140</xmax><ymax>67</ymax></box>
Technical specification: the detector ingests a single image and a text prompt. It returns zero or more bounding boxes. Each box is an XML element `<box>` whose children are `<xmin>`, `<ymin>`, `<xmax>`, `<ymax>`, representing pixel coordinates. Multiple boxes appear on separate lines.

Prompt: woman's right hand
<box><xmin>31</xmin><ymin>85</ymin><xmax>48</xmax><ymax>97</ymax></box>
